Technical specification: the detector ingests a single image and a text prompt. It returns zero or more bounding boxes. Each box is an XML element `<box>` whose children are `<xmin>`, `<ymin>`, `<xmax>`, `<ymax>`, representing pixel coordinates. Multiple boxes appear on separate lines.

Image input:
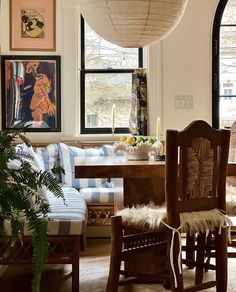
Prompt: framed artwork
<box><xmin>10</xmin><ymin>0</ymin><xmax>56</xmax><ymax>51</ymax></box>
<box><xmin>1</xmin><ymin>55</ymin><xmax>61</xmax><ymax>132</ymax></box>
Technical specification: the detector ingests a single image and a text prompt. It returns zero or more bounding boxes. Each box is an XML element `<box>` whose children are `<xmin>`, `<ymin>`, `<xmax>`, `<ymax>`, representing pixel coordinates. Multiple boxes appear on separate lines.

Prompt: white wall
<box><xmin>0</xmin><ymin>0</ymin><xmax>219</xmax><ymax>142</ymax></box>
<box><xmin>160</xmin><ymin>0</ymin><xmax>219</xmax><ymax>137</ymax></box>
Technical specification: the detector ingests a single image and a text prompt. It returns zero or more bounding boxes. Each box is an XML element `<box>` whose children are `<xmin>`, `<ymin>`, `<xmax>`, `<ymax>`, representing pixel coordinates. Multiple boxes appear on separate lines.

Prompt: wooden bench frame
<box><xmin>0</xmin><ymin>235</ymin><xmax>81</xmax><ymax>291</ymax></box>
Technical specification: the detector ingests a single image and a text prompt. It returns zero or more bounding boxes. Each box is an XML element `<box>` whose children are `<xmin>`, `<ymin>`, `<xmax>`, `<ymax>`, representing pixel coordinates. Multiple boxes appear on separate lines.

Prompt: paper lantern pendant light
<box><xmin>78</xmin><ymin>0</ymin><xmax>188</xmax><ymax>48</ymax></box>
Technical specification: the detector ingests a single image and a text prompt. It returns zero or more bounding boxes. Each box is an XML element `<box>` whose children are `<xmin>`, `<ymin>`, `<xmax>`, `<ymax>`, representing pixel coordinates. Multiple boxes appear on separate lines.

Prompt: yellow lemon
<box><xmin>126</xmin><ymin>137</ymin><xmax>136</xmax><ymax>146</ymax></box>
<box><xmin>120</xmin><ymin>136</ymin><xmax>127</xmax><ymax>142</ymax></box>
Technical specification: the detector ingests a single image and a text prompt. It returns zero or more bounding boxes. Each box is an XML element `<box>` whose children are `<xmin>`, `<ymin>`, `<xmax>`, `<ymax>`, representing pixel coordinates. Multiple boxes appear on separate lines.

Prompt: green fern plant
<box><xmin>0</xmin><ymin>129</ymin><xmax>64</xmax><ymax>292</ymax></box>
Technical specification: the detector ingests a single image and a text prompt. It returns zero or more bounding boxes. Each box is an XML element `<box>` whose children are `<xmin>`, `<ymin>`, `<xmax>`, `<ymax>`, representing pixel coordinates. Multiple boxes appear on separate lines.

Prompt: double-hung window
<box><xmin>80</xmin><ymin>17</ymin><xmax>143</xmax><ymax>134</ymax></box>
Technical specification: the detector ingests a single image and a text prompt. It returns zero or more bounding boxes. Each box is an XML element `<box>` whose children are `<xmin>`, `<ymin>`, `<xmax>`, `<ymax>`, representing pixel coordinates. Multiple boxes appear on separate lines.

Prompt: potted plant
<box><xmin>0</xmin><ymin>129</ymin><xmax>64</xmax><ymax>292</ymax></box>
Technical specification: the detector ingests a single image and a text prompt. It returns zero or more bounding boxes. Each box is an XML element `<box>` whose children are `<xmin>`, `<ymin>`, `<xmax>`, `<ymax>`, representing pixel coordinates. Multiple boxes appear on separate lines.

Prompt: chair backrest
<box><xmin>165</xmin><ymin>120</ymin><xmax>230</xmax><ymax>228</ymax></box>
<box><xmin>229</xmin><ymin>120</ymin><xmax>236</xmax><ymax>162</ymax></box>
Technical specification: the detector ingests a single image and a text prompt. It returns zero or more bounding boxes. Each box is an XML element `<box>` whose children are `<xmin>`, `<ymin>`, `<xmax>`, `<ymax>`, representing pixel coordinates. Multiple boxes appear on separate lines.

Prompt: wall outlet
<box><xmin>174</xmin><ymin>95</ymin><xmax>193</xmax><ymax>109</ymax></box>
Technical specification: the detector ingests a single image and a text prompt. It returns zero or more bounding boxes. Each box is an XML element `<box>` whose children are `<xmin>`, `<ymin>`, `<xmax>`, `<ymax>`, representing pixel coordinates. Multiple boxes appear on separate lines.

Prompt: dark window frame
<box><xmin>212</xmin><ymin>0</ymin><xmax>229</xmax><ymax>128</ymax></box>
<box><xmin>80</xmin><ymin>16</ymin><xmax>143</xmax><ymax>134</ymax></box>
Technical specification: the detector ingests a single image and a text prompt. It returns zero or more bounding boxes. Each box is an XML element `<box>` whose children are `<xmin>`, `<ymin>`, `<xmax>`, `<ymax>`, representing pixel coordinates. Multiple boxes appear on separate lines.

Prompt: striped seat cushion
<box><xmin>46</xmin><ymin>187</ymin><xmax>87</xmax><ymax>235</ymax></box>
<box><xmin>79</xmin><ymin>187</ymin><xmax>115</xmax><ymax>203</ymax></box>
<box><xmin>5</xmin><ymin>187</ymin><xmax>87</xmax><ymax>236</ymax></box>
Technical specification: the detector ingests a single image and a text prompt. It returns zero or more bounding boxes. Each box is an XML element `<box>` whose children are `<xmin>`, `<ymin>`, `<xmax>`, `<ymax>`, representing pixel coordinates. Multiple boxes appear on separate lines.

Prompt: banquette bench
<box><xmin>0</xmin><ymin>139</ymin><xmax>120</xmax><ymax>291</ymax></box>
<box><xmin>31</xmin><ymin>140</ymin><xmax>122</xmax><ymax>237</ymax></box>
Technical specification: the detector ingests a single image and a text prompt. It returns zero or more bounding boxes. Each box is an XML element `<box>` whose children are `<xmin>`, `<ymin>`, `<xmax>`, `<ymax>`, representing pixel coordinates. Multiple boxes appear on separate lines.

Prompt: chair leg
<box><xmin>185</xmin><ymin>233</ymin><xmax>195</xmax><ymax>268</ymax></box>
<box><xmin>72</xmin><ymin>236</ymin><xmax>80</xmax><ymax>292</ymax></box>
<box><xmin>106</xmin><ymin>216</ymin><xmax>123</xmax><ymax>292</ymax></box>
<box><xmin>195</xmin><ymin>234</ymin><xmax>205</xmax><ymax>285</ymax></box>
<box><xmin>168</xmin><ymin>231</ymin><xmax>184</xmax><ymax>292</ymax></box>
<box><xmin>215</xmin><ymin>230</ymin><xmax>227</xmax><ymax>292</ymax></box>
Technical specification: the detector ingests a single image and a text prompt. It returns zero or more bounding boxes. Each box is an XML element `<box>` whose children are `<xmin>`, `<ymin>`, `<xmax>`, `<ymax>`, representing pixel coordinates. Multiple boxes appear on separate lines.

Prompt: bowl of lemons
<box><xmin>113</xmin><ymin>136</ymin><xmax>163</xmax><ymax>160</ymax></box>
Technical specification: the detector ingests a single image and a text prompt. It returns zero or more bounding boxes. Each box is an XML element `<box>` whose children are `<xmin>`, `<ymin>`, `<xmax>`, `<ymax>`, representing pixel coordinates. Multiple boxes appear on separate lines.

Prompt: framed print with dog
<box><xmin>10</xmin><ymin>0</ymin><xmax>56</xmax><ymax>51</ymax></box>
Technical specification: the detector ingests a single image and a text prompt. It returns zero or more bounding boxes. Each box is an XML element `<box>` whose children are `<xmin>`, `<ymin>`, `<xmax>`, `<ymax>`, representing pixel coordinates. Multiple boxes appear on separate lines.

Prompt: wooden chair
<box><xmin>228</xmin><ymin>120</ymin><xmax>236</xmax><ymax>164</ymax></box>
<box><xmin>204</xmin><ymin>120</ymin><xmax>236</xmax><ymax>276</ymax></box>
<box><xmin>223</xmin><ymin>120</ymin><xmax>236</xmax><ymax>259</ymax></box>
<box><xmin>106</xmin><ymin>120</ymin><xmax>230</xmax><ymax>292</ymax></box>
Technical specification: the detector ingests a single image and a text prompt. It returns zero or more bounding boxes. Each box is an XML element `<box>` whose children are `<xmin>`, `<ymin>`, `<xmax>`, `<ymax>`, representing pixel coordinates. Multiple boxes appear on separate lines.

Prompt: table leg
<box><xmin>123</xmin><ymin>177</ymin><xmax>165</xmax><ymax>206</ymax></box>
<box><xmin>122</xmin><ymin>177</ymin><xmax>166</xmax><ymax>283</ymax></box>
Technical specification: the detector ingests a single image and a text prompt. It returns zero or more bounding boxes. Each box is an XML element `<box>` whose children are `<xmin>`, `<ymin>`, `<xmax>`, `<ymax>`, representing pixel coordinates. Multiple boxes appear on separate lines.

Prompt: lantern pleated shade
<box><xmin>78</xmin><ymin>0</ymin><xmax>188</xmax><ymax>48</ymax></box>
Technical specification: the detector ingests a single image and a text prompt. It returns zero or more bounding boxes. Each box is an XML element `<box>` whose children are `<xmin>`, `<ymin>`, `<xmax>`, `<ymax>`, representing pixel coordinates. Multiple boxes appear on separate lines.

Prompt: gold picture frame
<box><xmin>10</xmin><ymin>0</ymin><xmax>56</xmax><ymax>51</ymax></box>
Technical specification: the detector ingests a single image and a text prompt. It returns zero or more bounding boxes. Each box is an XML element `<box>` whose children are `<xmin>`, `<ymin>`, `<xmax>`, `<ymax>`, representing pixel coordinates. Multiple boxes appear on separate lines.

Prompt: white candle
<box><xmin>112</xmin><ymin>104</ymin><xmax>116</xmax><ymax>133</ymax></box>
<box><xmin>156</xmin><ymin>117</ymin><xmax>160</xmax><ymax>140</ymax></box>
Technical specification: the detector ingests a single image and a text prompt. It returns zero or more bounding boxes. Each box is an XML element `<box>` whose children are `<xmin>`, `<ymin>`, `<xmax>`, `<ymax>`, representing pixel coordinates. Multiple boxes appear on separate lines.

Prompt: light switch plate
<box><xmin>174</xmin><ymin>95</ymin><xmax>193</xmax><ymax>109</ymax></box>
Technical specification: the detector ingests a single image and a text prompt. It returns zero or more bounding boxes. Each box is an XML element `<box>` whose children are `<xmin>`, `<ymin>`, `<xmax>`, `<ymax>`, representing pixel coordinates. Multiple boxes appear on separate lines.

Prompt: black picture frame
<box><xmin>1</xmin><ymin>55</ymin><xmax>61</xmax><ymax>132</ymax></box>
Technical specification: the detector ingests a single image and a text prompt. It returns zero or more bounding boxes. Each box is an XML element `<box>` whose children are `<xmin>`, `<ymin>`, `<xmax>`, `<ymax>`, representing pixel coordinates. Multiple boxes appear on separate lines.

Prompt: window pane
<box><xmin>85</xmin><ymin>73</ymin><xmax>132</xmax><ymax>128</ymax></box>
<box><xmin>221</xmin><ymin>0</ymin><xmax>236</xmax><ymax>24</ymax></box>
<box><xmin>220</xmin><ymin>26</ymin><xmax>236</xmax><ymax>49</ymax></box>
<box><xmin>219</xmin><ymin>96</ymin><xmax>236</xmax><ymax>128</ymax></box>
<box><xmin>85</xmin><ymin>23</ymin><xmax>139</xmax><ymax>69</ymax></box>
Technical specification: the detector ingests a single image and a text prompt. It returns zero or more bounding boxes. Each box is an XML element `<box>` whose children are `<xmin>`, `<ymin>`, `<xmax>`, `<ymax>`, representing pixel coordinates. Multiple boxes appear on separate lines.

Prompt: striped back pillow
<box><xmin>34</xmin><ymin>143</ymin><xmax>60</xmax><ymax>171</ymax></box>
<box><xmin>58</xmin><ymin>143</ymin><xmax>106</xmax><ymax>189</ymax></box>
<box><xmin>101</xmin><ymin>144</ymin><xmax>125</xmax><ymax>157</ymax></box>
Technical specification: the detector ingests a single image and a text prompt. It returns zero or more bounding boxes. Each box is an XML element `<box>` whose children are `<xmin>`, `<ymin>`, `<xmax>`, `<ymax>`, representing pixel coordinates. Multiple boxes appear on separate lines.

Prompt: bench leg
<box><xmin>80</xmin><ymin>234</ymin><xmax>86</xmax><ymax>251</ymax></box>
<box><xmin>72</xmin><ymin>236</ymin><xmax>80</xmax><ymax>292</ymax></box>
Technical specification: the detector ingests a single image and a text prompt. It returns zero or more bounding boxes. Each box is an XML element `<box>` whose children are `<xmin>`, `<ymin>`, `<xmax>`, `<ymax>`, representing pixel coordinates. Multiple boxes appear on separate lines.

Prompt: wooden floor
<box><xmin>0</xmin><ymin>238</ymin><xmax>236</xmax><ymax>292</ymax></box>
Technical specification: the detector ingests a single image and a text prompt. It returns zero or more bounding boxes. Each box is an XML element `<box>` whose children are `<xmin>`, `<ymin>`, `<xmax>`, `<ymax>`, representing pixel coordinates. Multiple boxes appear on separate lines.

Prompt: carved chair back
<box><xmin>165</xmin><ymin>120</ymin><xmax>230</xmax><ymax>228</ymax></box>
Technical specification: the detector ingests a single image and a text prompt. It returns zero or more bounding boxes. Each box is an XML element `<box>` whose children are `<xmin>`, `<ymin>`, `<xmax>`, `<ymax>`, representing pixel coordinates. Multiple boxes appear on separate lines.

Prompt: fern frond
<box><xmin>40</xmin><ymin>171</ymin><xmax>64</xmax><ymax>201</ymax></box>
<box><xmin>31</xmin><ymin>220</ymin><xmax>48</xmax><ymax>292</ymax></box>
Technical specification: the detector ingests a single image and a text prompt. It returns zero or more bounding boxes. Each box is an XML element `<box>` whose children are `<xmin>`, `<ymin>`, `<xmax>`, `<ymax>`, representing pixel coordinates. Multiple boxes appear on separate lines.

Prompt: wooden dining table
<box><xmin>74</xmin><ymin>156</ymin><xmax>166</xmax><ymax>208</ymax></box>
<box><xmin>74</xmin><ymin>156</ymin><xmax>236</xmax><ymax>208</ymax></box>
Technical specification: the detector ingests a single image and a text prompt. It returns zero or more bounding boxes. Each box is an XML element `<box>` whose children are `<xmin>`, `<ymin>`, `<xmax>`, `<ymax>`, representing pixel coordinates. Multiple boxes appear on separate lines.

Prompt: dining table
<box><xmin>74</xmin><ymin>156</ymin><xmax>166</xmax><ymax>208</ymax></box>
<box><xmin>74</xmin><ymin>155</ymin><xmax>236</xmax><ymax>208</ymax></box>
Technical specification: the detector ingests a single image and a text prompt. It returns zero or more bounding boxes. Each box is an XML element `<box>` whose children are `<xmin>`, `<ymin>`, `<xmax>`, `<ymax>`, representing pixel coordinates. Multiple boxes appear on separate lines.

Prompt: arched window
<box><xmin>212</xmin><ymin>0</ymin><xmax>236</xmax><ymax>128</ymax></box>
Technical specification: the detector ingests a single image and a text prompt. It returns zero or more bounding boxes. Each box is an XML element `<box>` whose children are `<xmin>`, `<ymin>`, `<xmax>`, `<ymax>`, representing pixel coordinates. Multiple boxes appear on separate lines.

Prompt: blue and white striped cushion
<box><xmin>46</xmin><ymin>187</ymin><xmax>87</xmax><ymax>235</ymax></box>
<box><xmin>79</xmin><ymin>187</ymin><xmax>115</xmax><ymax>203</ymax></box>
<box><xmin>5</xmin><ymin>187</ymin><xmax>87</xmax><ymax>236</ymax></box>
<box><xmin>58</xmin><ymin>143</ymin><xmax>106</xmax><ymax>189</ymax></box>
<box><xmin>34</xmin><ymin>144</ymin><xmax>60</xmax><ymax>171</ymax></box>
<box><xmin>15</xmin><ymin>143</ymin><xmax>45</xmax><ymax>171</ymax></box>
<box><xmin>101</xmin><ymin>144</ymin><xmax>125</xmax><ymax>157</ymax></box>
<box><xmin>14</xmin><ymin>144</ymin><xmax>48</xmax><ymax>203</ymax></box>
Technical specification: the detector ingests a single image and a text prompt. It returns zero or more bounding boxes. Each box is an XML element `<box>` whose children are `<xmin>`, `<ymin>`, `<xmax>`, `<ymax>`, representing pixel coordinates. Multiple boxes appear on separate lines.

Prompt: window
<box><xmin>212</xmin><ymin>0</ymin><xmax>236</xmax><ymax>128</ymax></box>
<box><xmin>80</xmin><ymin>17</ymin><xmax>143</xmax><ymax>134</ymax></box>
<box><xmin>87</xmin><ymin>114</ymin><xmax>98</xmax><ymax>127</ymax></box>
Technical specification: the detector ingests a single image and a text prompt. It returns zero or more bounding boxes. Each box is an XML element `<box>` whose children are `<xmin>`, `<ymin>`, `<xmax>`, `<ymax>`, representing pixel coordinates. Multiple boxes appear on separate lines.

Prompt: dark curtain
<box><xmin>129</xmin><ymin>69</ymin><xmax>148</xmax><ymax>136</ymax></box>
